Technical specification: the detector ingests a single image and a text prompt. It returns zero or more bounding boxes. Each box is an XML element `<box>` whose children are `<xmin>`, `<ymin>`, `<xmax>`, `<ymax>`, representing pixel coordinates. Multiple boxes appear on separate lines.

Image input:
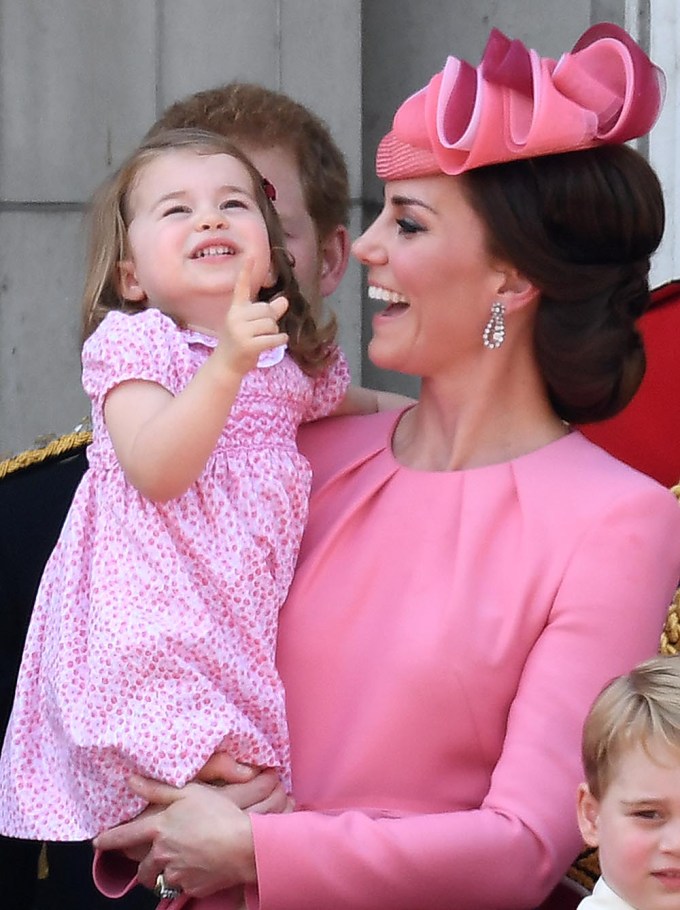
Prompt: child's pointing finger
<box><xmin>233</xmin><ymin>256</ymin><xmax>254</xmax><ymax>307</ymax></box>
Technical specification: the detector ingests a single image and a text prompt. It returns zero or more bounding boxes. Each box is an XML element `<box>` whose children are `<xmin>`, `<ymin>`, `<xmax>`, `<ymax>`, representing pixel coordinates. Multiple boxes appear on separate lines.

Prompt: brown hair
<box><xmin>147</xmin><ymin>82</ymin><xmax>350</xmax><ymax>242</ymax></box>
<box><xmin>81</xmin><ymin>127</ymin><xmax>336</xmax><ymax>374</ymax></box>
<box><xmin>582</xmin><ymin>656</ymin><xmax>680</xmax><ymax>799</ymax></box>
<box><xmin>462</xmin><ymin>144</ymin><xmax>664</xmax><ymax>423</ymax></box>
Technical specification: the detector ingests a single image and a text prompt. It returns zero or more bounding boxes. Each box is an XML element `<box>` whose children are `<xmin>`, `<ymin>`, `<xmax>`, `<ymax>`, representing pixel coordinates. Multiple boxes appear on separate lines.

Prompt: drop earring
<box><xmin>482</xmin><ymin>301</ymin><xmax>506</xmax><ymax>349</ymax></box>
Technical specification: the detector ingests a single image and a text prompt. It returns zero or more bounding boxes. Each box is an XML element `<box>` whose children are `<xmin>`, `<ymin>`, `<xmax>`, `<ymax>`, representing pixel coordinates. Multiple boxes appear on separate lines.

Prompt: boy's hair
<box><xmin>81</xmin><ymin>127</ymin><xmax>336</xmax><ymax>373</ymax></box>
<box><xmin>146</xmin><ymin>82</ymin><xmax>350</xmax><ymax>241</ymax></box>
<box><xmin>582</xmin><ymin>655</ymin><xmax>680</xmax><ymax>799</ymax></box>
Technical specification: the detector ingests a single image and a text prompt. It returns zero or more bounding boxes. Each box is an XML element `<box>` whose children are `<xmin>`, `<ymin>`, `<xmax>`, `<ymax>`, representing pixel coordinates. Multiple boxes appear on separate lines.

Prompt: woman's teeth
<box><xmin>368</xmin><ymin>285</ymin><xmax>408</xmax><ymax>305</ymax></box>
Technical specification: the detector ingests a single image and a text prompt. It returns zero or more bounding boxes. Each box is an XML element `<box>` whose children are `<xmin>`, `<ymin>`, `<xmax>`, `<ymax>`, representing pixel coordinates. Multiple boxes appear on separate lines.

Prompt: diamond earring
<box><xmin>482</xmin><ymin>301</ymin><xmax>506</xmax><ymax>349</ymax></box>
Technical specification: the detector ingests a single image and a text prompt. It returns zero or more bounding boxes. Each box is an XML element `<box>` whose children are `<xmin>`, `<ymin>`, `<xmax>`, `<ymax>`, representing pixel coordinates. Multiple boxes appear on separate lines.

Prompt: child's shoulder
<box><xmin>83</xmin><ymin>308</ymin><xmax>180</xmax><ymax>358</ymax></box>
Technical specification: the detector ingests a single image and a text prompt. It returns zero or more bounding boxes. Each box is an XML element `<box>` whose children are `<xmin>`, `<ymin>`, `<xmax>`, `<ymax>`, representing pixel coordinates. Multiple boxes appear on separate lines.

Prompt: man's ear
<box><xmin>495</xmin><ymin>264</ymin><xmax>539</xmax><ymax>314</ymax></box>
<box><xmin>319</xmin><ymin>224</ymin><xmax>350</xmax><ymax>298</ymax></box>
<box><xmin>117</xmin><ymin>260</ymin><xmax>146</xmax><ymax>302</ymax></box>
<box><xmin>576</xmin><ymin>783</ymin><xmax>601</xmax><ymax>848</ymax></box>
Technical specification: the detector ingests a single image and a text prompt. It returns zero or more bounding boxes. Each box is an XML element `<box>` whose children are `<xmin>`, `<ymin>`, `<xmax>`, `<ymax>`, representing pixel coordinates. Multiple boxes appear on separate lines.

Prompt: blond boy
<box><xmin>577</xmin><ymin>655</ymin><xmax>680</xmax><ymax>909</ymax></box>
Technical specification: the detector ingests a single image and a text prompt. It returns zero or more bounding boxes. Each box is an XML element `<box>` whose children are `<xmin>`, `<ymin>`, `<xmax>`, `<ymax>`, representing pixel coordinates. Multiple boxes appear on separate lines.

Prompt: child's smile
<box><xmin>118</xmin><ymin>149</ymin><xmax>275</xmax><ymax>334</ymax></box>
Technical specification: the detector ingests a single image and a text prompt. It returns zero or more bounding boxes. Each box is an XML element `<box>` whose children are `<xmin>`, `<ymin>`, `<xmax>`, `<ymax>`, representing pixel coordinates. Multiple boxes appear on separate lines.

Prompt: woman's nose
<box><xmin>352</xmin><ymin>220</ymin><xmax>386</xmax><ymax>264</ymax></box>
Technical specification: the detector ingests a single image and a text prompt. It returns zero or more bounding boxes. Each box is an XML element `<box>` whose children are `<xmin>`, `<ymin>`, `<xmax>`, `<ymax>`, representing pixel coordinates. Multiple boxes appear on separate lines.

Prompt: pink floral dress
<box><xmin>0</xmin><ymin>307</ymin><xmax>350</xmax><ymax>840</ymax></box>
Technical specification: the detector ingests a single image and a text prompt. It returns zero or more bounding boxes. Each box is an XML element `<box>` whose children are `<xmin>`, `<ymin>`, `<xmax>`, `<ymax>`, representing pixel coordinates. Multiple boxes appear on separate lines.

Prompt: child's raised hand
<box><xmin>217</xmin><ymin>258</ymin><xmax>288</xmax><ymax>376</ymax></box>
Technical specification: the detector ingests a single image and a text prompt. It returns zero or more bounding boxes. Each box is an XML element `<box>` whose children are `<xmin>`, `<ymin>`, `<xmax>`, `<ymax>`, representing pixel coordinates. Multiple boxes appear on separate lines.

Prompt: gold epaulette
<box><xmin>0</xmin><ymin>430</ymin><xmax>92</xmax><ymax>481</ymax></box>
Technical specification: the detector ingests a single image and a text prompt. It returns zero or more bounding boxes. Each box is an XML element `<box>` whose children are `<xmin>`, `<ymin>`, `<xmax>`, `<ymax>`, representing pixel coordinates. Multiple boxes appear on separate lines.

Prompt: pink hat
<box><xmin>376</xmin><ymin>23</ymin><xmax>665</xmax><ymax>180</ymax></box>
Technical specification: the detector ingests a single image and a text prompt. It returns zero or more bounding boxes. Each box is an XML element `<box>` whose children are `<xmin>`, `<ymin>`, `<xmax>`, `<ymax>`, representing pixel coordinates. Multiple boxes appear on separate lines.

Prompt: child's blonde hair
<box><xmin>81</xmin><ymin>127</ymin><xmax>336</xmax><ymax>373</ymax></box>
<box><xmin>582</xmin><ymin>655</ymin><xmax>680</xmax><ymax>799</ymax></box>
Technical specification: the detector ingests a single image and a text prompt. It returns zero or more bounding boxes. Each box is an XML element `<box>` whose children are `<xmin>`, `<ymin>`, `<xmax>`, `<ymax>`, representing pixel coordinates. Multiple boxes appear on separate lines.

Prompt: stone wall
<box><xmin>2</xmin><ymin>0</ymin><xmax>674</xmax><ymax>455</ymax></box>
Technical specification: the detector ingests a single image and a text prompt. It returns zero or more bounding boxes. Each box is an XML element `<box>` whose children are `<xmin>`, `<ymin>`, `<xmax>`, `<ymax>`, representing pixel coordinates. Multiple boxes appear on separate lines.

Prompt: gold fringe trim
<box><xmin>566</xmin><ymin>847</ymin><xmax>599</xmax><ymax>893</ymax></box>
<box><xmin>661</xmin><ymin>589</ymin><xmax>680</xmax><ymax>657</ymax></box>
<box><xmin>659</xmin><ymin>483</ymin><xmax>680</xmax><ymax>656</ymax></box>
<box><xmin>37</xmin><ymin>842</ymin><xmax>49</xmax><ymax>880</ymax></box>
<box><xmin>0</xmin><ymin>431</ymin><xmax>92</xmax><ymax>481</ymax></box>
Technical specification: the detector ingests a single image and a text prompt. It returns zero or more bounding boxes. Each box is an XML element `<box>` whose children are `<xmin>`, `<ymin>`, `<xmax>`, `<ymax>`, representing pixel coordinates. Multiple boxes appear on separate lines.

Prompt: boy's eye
<box><xmin>396</xmin><ymin>217</ymin><xmax>423</xmax><ymax>235</ymax></box>
<box><xmin>632</xmin><ymin>809</ymin><xmax>661</xmax><ymax>821</ymax></box>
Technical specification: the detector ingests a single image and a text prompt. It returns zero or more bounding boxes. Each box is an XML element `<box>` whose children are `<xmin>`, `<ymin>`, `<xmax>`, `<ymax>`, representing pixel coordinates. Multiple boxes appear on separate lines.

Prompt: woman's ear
<box><xmin>576</xmin><ymin>783</ymin><xmax>601</xmax><ymax>848</ymax></box>
<box><xmin>117</xmin><ymin>260</ymin><xmax>147</xmax><ymax>302</ymax></box>
<box><xmin>495</xmin><ymin>265</ymin><xmax>539</xmax><ymax>314</ymax></box>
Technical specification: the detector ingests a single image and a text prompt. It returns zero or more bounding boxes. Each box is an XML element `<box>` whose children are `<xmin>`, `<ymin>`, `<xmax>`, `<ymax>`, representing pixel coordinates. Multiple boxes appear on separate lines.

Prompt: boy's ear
<box><xmin>576</xmin><ymin>783</ymin><xmax>601</xmax><ymax>848</ymax></box>
<box><xmin>319</xmin><ymin>224</ymin><xmax>350</xmax><ymax>298</ymax></box>
<box><xmin>117</xmin><ymin>260</ymin><xmax>147</xmax><ymax>302</ymax></box>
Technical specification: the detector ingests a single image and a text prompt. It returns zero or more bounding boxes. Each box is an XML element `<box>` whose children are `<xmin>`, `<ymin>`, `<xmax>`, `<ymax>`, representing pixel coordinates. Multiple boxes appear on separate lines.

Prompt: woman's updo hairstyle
<box><xmin>462</xmin><ymin>144</ymin><xmax>664</xmax><ymax>423</ymax></box>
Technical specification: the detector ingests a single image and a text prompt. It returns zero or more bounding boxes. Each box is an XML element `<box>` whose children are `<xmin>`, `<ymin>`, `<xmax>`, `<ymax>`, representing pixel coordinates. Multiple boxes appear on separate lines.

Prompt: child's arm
<box><xmin>105</xmin><ymin>261</ymin><xmax>288</xmax><ymax>502</ymax></box>
<box><xmin>331</xmin><ymin>385</ymin><xmax>416</xmax><ymax>417</ymax></box>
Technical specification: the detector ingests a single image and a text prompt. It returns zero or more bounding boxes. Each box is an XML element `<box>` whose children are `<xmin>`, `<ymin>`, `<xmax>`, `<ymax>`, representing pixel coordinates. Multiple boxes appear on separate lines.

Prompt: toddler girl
<box><xmin>0</xmin><ymin>128</ymin><xmax>387</xmax><ymax>841</ymax></box>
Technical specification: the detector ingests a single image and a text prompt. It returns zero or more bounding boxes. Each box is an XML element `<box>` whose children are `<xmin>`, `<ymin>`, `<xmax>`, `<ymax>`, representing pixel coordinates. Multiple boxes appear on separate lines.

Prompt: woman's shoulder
<box><xmin>297</xmin><ymin>409</ymin><xmax>401</xmax><ymax>482</ymax></box>
<box><xmin>520</xmin><ymin>430</ymin><xmax>680</xmax><ymax>527</ymax></box>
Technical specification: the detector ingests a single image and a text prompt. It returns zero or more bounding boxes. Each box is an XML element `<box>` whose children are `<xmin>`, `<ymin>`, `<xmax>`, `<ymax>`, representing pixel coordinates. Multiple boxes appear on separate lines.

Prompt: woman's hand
<box><xmin>95</xmin><ymin>776</ymin><xmax>256</xmax><ymax>897</ymax></box>
<box><xmin>93</xmin><ymin>761</ymin><xmax>291</xmax><ymax>897</ymax></box>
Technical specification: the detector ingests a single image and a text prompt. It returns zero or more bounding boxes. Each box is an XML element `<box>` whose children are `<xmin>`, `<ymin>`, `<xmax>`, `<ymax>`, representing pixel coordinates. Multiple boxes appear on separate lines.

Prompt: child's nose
<box><xmin>659</xmin><ymin>818</ymin><xmax>680</xmax><ymax>854</ymax></box>
<box><xmin>196</xmin><ymin>207</ymin><xmax>227</xmax><ymax>230</ymax></box>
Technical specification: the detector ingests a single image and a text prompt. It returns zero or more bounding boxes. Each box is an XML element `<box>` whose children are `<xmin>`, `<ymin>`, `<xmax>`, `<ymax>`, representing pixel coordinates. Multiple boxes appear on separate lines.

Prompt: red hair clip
<box><xmin>262</xmin><ymin>177</ymin><xmax>277</xmax><ymax>201</ymax></box>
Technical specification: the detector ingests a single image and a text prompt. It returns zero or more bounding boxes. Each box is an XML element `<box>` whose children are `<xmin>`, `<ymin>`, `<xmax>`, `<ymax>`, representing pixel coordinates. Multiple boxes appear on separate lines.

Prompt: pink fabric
<box><xmin>242</xmin><ymin>411</ymin><xmax>680</xmax><ymax>910</ymax></box>
<box><xmin>0</xmin><ymin>307</ymin><xmax>349</xmax><ymax>840</ymax></box>
<box><xmin>93</xmin><ymin>849</ymin><xmax>244</xmax><ymax>909</ymax></box>
<box><xmin>376</xmin><ymin>23</ymin><xmax>665</xmax><ymax>180</ymax></box>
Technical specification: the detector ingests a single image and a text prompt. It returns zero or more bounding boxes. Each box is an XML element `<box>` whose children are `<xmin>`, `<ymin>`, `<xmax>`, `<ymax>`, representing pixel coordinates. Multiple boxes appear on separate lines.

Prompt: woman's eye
<box><xmin>396</xmin><ymin>217</ymin><xmax>423</xmax><ymax>235</ymax></box>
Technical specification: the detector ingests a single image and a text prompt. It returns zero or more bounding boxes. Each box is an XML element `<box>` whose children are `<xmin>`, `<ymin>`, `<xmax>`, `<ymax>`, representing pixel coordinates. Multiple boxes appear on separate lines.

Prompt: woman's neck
<box><xmin>392</xmin><ymin>354</ymin><xmax>568</xmax><ymax>472</ymax></box>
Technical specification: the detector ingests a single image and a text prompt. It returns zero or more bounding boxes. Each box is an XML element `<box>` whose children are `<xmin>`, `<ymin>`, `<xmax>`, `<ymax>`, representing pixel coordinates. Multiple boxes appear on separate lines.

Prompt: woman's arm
<box><xmin>244</xmin><ymin>486</ymin><xmax>680</xmax><ymax>910</ymax></box>
<box><xmin>96</xmin><ymin>485</ymin><xmax>680</xmax><ymax>909</ymax></box>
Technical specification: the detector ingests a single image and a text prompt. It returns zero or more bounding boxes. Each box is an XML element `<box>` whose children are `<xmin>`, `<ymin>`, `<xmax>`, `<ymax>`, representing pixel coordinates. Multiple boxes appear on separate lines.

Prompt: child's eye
<box><xmin>396</xmin><ymin>217</ymin><xmax>424</xmax><ymax>235</ymax></box>
<box><xmin>162</xmin><ymin>205</ymin><xmax>190</xmax><ymax>216</ymax></box>
<box><xmin>632</xmin><ymin>809</ymin><xmax>661</xmax><ymax>821</ymax></box>
<box><xmin>221</xmin><ymin>198</ymin><xmax>247</xmax><ymax>210</ymax></box>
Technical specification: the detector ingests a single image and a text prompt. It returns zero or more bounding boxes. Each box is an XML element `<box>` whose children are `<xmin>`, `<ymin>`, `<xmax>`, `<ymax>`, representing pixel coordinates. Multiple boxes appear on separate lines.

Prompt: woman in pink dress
<box><xmin>0</xmin><ymin>129</ymin><xmax>395</xmax><ymax>845</ymax></box>
<box><xmin>95</xmin><ymin>25</ymin><xmax>680</xmax><ymax>910</ymax></box>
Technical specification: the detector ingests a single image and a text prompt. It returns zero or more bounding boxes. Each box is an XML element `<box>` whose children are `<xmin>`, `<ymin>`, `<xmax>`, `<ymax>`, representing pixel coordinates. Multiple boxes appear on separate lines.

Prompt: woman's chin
<box><xmin>367</xmin><ymin>339</ymin><xmax>396</xmax><ymax>372</ymax></box>
<box><xmin>367</xmin><ymin>340</ymin><xmax>415</xmax><ymax>376</ymax></box>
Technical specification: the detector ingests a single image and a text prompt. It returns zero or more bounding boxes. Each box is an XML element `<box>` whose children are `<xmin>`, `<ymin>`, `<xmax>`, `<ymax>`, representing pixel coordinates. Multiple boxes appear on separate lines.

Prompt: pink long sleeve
<box><xmin>244</xmin><ymin>414</ymin><xmax>680</xmax><ymax>910</ymax></box>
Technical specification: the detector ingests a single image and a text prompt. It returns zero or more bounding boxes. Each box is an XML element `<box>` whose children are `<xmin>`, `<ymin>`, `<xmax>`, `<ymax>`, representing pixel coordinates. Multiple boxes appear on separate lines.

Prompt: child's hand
<box><xmin>217</xmin><ymin>258</ymin><xmax>289</xmax><ymax>376</ymax></box>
